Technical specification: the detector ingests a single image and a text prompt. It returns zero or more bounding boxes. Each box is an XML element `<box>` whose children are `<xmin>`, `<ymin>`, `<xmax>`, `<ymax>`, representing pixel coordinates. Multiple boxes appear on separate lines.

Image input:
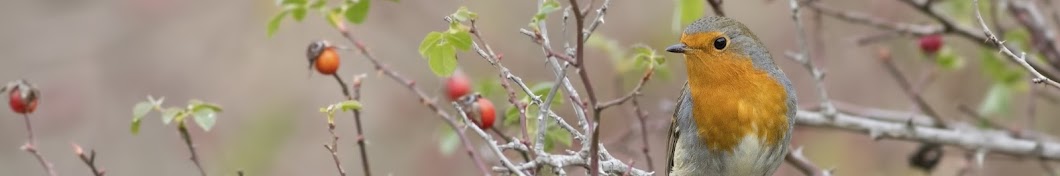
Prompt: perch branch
<box><xmin>785</xmin><ymin>146</ymin><xmax>832</xmax><ymax>176</ymax></box>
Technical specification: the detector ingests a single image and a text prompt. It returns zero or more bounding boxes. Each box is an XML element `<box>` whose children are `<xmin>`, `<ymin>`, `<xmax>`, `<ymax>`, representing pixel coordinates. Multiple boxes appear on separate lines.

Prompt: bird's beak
<box><xmin>666</xmin><ymin>43</ymin><xmax>687</xmax><ymax>53</ymax></box>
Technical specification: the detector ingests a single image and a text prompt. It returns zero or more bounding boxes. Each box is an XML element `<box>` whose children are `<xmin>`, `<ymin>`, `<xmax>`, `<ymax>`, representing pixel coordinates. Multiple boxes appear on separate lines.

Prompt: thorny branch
<box><xmin>785</xmin><ymin>0</ymin><xmax>832</xmax><ymax>174</ymax></box>
<box><xmin>333</xmin><ymin>24</ymin><xmax>492</xmax><ymax>175</ymax></box>
<box><xmin>788</xmin><ymin>0</ymin><xmax>836</xmax><ymax>117</ymax></box>
<box><xmin>972</xmin><ymin>0</ymin><xmax>1060</xmax><ymax>90</ymax></box>
<box><xmin>466</xmin><ymin>18</ymin><xmax>537</xmax><ymax>162</ymax></box>
<box><xmin>805</xmin><ymin>0</ymin><xmax>1060</xmax><ymax>84</ymax></box>
<box><xmin>453</xmin><ymin>101</ymin><xmax>528</xmax><ymax>176</ymax></box>
<box><xmin>876</xmin><ymin>48</ymin><xmax>947</xmax><ymax>128</ymax></box>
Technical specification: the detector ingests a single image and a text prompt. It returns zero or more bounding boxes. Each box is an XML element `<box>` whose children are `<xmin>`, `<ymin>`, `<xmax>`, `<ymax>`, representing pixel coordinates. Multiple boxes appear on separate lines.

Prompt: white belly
<box><xmin>671</xmin><ymin>134</ymin><xmax>785</xmax><ymax>176</ymax></box>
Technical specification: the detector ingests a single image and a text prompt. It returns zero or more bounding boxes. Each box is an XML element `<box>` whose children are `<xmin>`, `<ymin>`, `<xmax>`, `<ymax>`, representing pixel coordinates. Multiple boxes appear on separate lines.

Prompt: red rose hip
<box><xmin>919</xmin><ymin>34</ymin><xmax>943</xmax><ymax>54</ymax></box>
<box><xmin>475</xmin><ymin>98</ymin><xmax>495</xmax><ymax>130</ymax></box>
<box><xmin>8</xmin><ymin>88</ymin><xmax>38</xmax><ymax>114</ymax></box>
<box><xmin>445</xmin><ymin>72</ymin><xmax>471</xmax><ymax>101</ymax></box>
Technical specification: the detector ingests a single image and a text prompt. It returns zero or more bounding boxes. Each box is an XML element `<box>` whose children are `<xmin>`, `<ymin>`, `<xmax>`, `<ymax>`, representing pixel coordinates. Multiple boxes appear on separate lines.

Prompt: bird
<box><xmin>664</xmin><ymin>16</ymin><xmax>797</xmax><ymax>176</ymax></box>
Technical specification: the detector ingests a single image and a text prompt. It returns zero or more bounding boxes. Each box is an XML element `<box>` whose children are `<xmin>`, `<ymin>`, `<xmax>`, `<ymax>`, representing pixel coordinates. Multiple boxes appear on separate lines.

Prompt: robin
<box><xmin>664</xmin><ymin>16</ymin><xmax>797</xmax><ymax>176</ymax></box>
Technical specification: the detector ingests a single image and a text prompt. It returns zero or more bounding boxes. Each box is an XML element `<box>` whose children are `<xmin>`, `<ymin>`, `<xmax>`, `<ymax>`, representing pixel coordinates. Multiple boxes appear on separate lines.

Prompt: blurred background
<box><xmin>1</xmin><ymin>0</ymin><xmax>1059</xmax><ymax>175</ymax></box>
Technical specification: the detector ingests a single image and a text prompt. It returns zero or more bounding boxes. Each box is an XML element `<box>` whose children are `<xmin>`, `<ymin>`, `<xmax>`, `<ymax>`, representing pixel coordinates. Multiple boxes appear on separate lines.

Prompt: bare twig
<box><xmin>19</xmin><ymin>114</ymin><xmax>57</xmax><ymax>176</ymax></box>
<box><xmin>563</xmin><ymin>0</ymin><xmax>605</xmax><ymax>175</ymax></box>
<box><xmin>324</xmin><ymin>122</ymin><xmax>347</xmax><ymax>176</ymax></box>
<box><xmin>973</xmin><ymin>0</ymin><xmax>1060</xmax><ymax>90</ymax></box>
<box><xmin>611</xmin><ymin>56</ymin><xmax>657</xmax><ymax>171</ymax></box>
<box><xmin>785</xmin><ymin>146</ymin><xmax>832</xmax><ymax>176</ymax></box>
<box><xmin>73</xmin><ymin>144</ymin><xmax>106</xmax><ymax>176</ymax></box>
<box><xmin>1007</xmin><ymin>1</ymin><xmax>1060</xmax><ymax>68</ymax></box>
<box><xmin>877</xmin><ymin>48</ymin><xmax>947</xmax><ymax>128</ymax></box>
<box><xmin>349</xmin><ymin>74</ymin><xmax>371</xmax><ymax>176</ymax></box>
<box><xmin>334</xmin><ymin>25</ymin><xmax>492</xmax><ymax>175</ymax></box>
<box><xmin>178</xmin><ymin>123</ymin><xmax>207</xmax><ymax>176</ymax></box>
<box><xmin>467</xmin><ymin>19</ymin><xmax>537</xmax><ymax>161</ymax></box>
<box><xmin>596</xmin><ymin>67</ymin><xmax>653</xmax><ymax>109</ymax></box>
<box><xmin>806</xmin><ymin>2</ymin><xmax>939</xmax><ymax>37</ymax></box>
<box><xmin>809</xmin><ymin>0</ymin><xmax>1060</xmax><ymax>81</ymax></box>
<box><xmin>631</xmin><ymin>93</ymin><xmax>653</xmax><ymax>172</ymax></box>
<box><xmin>789</xmin><ymin>0</ymin><xmax>836</xmax><ymax>117</ymax></box>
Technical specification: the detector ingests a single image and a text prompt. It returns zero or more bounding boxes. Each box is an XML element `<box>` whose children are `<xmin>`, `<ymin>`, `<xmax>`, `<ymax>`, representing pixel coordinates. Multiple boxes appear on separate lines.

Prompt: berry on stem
<box><xmin>474</xmin><ymin>98</ymin><xmax>495</xmax><ymax>130</ymax></box>
<box><xmin>445</xmin><ymin>71</ymin><xmax>471</xmax><ymax>101</ymax></box>
<box><xmin>919</xmin><ymin>34</ymin><xmax>943</xmax><ymax>54</ymax></box>
<box><xmin>308</xmin><ymin>40</ymin><xmax>340</xmax><ymax>75</ymax></box>
<box><xmin>7</xmin><ymin>82</ymin><xmax>39</xmax><ymax>114</ymax></box>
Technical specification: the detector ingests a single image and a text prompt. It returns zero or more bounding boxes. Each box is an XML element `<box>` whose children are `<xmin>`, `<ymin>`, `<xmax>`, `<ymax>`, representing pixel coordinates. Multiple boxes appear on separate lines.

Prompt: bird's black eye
<box><xmin>712</xmin><ymin>37</ymin><xmax>727</xmax><ymax>50</ymax></box>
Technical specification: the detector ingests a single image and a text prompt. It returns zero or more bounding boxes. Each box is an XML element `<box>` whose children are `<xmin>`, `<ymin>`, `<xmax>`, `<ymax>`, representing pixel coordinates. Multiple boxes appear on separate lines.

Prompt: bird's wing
<box><xmin>666</xmin><ymin>81</ymin><xmax>690</xmax><ymax>175</ymax></box>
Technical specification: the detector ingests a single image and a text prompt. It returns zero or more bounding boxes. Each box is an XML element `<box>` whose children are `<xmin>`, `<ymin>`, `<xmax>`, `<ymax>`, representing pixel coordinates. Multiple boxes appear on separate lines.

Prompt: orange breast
<box><xmin>684</xmin><ymin>50</ymin><xmax>789</xmax><ymax>153</ymax></box>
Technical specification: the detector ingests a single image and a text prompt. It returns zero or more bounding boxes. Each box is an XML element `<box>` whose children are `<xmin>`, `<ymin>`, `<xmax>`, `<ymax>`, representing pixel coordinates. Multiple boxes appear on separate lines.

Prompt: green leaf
<box><xmin>190</xmin><ymin>101</ymin><xmax>224</xmax><ymax>113</ymax></box>
<box><xmin>447</xmin><ymin>30</ymin><xmax>473</xmax><ymax>51</ymax></box>
<box><xmin>291</xmin><ymin>7</ymin><xmax>307</xmax><ymax>21</ymax></box>
<box><xmin>133</xmin><ymin>101</ymin><xmax>153</xmax><ymax>121</ymax></box>
<box><xmin>345</xmin><ymin>0</ymin><xmax>371</xmax><ymax>24</ymax></box>
<box><xmin>420</xmin><ymin>30</ymin><xmax>462</xmax><ymax>76</ymax></box>
<box><xmin>934</xmin><ymin>48</ymin><xmax>964</xmax><ymax>70</ymax></box>
<box><xmin>978</xmin><ymin>84</ymin><xmax>1013</xmax><ymax>117</ymax></box>
<box><xmin>451</xmin><ymin>6</ymin><xmax>478</xmax><ymax>22</ymax></box>
<box><xmin>336</xmin><ymin>100</ymin><xmax>362</xmax><ymax>111</ymax></box>
<box><xmin>419</xmin><ymin>32</ymin><xmax>444</xmax><ymax>56</ymax></box>
<box><xmin>326</xmin><ymin>7</ymin><xmax>344</xmax><ymax>29</ymax></box>
<box><xmin>192</xmin><ymin>106</ymin><xmax>219</xmax><ymax>131</ymax></box>
<box><xmin>161</xmin><ymin>108</ymin><xmax>183</xmax><ymax>125</ymax></box>
<box><xmin>530</xmin><ymin>82</ymin><xmax>563</xmax><ymax>105</ymax></box>
<box><xmin>533</xmin><ymin>0</ymin><xmax>560</xmax><ymax>23</ymax></box>
<box><xmin>631</xmin><ymin>45</ymin><xmax>662</xmax><ymax>69</ymax></box>
<box><xmin>428</xmin><ymin>47</ymin><xmax>458</xmax><ymax>77</ymax></box>
<box><xmin>130</xmin><ymin>118</ymin><xmax>143</xmax><ymax>135</ymax></box>
<box><xmin>438</xmin><ymin>125</ymin><xmax>460</xmax><ymax>155</ymax></box>
<box><xmin>672</xmin><ymin>0</ymin><xmax>705</xmax><ymax>33</ymax></box>
<box><xmin>267</xmin><ymin>11</ymin><xmax>290</xmax><ymax>38</ymax></box>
